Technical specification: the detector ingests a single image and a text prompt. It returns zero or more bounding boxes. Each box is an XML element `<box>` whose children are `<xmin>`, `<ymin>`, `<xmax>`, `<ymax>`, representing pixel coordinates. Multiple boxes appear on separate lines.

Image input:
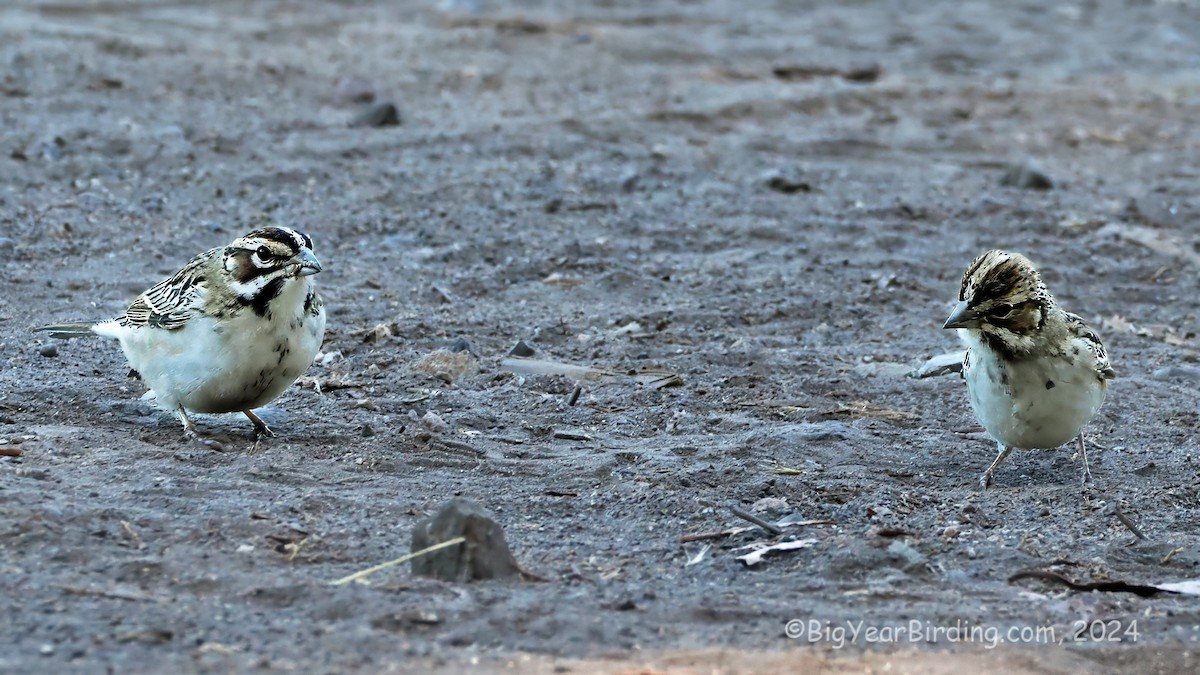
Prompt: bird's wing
<box><xmin>119</xmin><ymin>251</ymin><xmax>214</xmax><ymax>330</ymax></box>
<box><xmin>1065</xmin><ymin>312</ymin><xmax>1115</xmax><ymax>381</ymax></box>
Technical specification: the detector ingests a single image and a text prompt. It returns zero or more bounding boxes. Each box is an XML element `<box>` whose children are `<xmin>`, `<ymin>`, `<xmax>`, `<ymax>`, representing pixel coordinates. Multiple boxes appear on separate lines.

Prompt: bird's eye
<box><xmin>255</xmin><ymin>245</ymin><xmax>272</xmax><ymax>259</ymax></box>
<box><xmin>994</xmin><ymin>303</ymin><xmax>1014</xmax><ymax>317</ymax></box>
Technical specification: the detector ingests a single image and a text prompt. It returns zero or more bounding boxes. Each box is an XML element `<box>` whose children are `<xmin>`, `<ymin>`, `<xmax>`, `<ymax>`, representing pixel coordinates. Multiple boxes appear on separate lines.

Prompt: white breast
<box><xmin>95</xmin><ymin>278</ymin><xmax>325</xmax><ymax>415</ymax></box>
<box><xmin>960</xmin><ymin>330</ymin><xmax>1106</xmax><ymax>450</ymax></box>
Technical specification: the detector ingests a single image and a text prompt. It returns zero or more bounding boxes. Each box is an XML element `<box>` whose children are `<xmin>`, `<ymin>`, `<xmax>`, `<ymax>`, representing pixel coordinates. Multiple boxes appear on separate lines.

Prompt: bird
<box><xmin>37</xmin><ymin>225</ymin><xmax>326</xmax><ymax>447</ymax></box>
<box><xmin>943</xmin><ymin>249</ymin><xmax>1114</xmax><ymax>488</ymax></box>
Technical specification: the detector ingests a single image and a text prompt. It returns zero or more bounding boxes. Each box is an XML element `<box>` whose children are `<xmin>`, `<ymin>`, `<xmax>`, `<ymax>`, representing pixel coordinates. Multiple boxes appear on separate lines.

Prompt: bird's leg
<box><xmin>1076</xmin><ymin>434</ymin><xmax>1092</xmax><ymax>485</ymax></box>
<box><xmin>178</xmin><ymin>406</ymin><xmax>226</xmax><ymax>452</ymax></box>
<box><xmin>980</xmin><ymin>444</ymin><xmax>1012</xmax><ymax>489</ymax></box>
<box><xmin>243</xmin><ymin>410</ymin><xmax>274</xmax><ymax>442</ymax></box>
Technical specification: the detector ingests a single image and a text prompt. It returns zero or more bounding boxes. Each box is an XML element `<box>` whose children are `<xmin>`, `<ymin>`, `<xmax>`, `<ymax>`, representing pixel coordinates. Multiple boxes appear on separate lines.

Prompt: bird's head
<box><xmin>943</xmin><ymin>249</ymin><xmax>1053</xmax><ymax>353</ymax></box>
<box><xmin>224</xmin><ymin>226</ymin><xmax>321</xmax><ymax>288</ymax></box>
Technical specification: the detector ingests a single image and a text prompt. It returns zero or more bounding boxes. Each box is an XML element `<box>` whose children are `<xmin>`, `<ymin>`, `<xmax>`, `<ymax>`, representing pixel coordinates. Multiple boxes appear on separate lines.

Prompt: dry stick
<box><xmin>329</xmin><ymin>536</ymin><xmax>467</xmax><ymax>587</ymax></box>
<box><xmin>726</xmin><ymin>505</ymin><xmax>784</xmax><ymax>536</ymax></box>
<box><xmin>1113</xmin><ymin>506</ymin><xmax>1147</xmax><ymax>541</ymax></box>
<box><xmin>0</xmin><ymin>447</ymin><xmax>23</xmax><ymax>457</ymax></box>
<box><xmin>55</xmin><ymin>584</ymin><xmax>160</xmax><ymax>602</ymax></box>
<box><xmin>680</xmin><ymin>528</ymin><xmax>748</xmax><ymax>544</ymax></box>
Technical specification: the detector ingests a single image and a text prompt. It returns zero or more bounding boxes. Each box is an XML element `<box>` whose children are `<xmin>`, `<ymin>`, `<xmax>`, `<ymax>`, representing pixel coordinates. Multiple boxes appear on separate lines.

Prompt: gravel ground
<box><xmin>2</xmin><ymin>1</ymin><xmax>1200</xmax><ymax>672</ymax></box>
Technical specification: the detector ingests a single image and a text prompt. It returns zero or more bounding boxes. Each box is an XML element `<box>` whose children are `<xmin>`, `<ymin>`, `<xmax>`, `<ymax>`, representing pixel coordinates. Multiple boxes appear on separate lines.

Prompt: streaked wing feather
<box><xmin>119</xmin><ymin>252</ymin><xmax>213</xmax><ymax>330</ymax></box>
<box><xmin>1065</xmin><ymin>311</ymin><xmax>1115</xmax><ymax>380</ymax></box>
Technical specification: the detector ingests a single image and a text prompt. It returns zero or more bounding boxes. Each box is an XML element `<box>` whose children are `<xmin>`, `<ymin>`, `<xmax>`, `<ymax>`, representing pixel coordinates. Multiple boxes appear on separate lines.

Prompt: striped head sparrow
<box><xmin>944</xmin><ymin>250</ymin><xmax>1114</xmax><ymax>487</ymax></box>
<box><xmin>38</xmin><ymin>225</ymin><xmax>326</xmax><ymax>446</ymax></box>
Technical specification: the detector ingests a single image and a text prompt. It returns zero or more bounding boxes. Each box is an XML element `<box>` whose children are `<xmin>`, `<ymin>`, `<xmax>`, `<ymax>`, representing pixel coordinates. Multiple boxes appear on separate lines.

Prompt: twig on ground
<box><xmin>329</xmin><ymin>536</ymin><xmax>467</xmax><ymax>587</ymax></box>
<box><xmin>55</xmin><ymin>584</ymin><xmax>161</xmax><ymax>602</ymax></box>
<box><xmin>1113</xmin><ymin>505</ymin><xmax>1147</xmax><ymax>541</ymax></box>
<box><xmin>726</xmin><ymin>505</ymin><xmax>784</xmax><ymax>536</ymax></box>
<box><xmin>1161</xmin><ymin>547</ymin><xmax>1184</xmax><ymax>565</ymax></box>
<box><xmin>679</xmin><ymin>527</ymin><xmax>754</xmax><ymax>543</ymax></box>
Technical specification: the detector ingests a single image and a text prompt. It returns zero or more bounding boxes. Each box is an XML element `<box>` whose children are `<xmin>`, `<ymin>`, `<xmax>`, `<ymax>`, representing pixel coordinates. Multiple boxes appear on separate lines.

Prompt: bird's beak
<box><xmin>292</xmin><ymin>249</ymin><xmax>323</xmax><ymax>276</ymax></box>
<box><xmin>942</xmin><ymin>300</ymin><xmax>979</xmax><ymax>329</ymax></box>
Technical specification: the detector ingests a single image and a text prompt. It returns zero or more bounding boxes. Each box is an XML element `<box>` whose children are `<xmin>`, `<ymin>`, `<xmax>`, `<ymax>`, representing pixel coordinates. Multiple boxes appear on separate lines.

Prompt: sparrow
<box><xmin>943</xmin><ymin>250</ymin><xmax>1114</xmax><ymax>488</ymax></box>
<box><xmin>37</xmin><ymin>225</ymin><xmax>326</xmax><ymax>446</ymax></box>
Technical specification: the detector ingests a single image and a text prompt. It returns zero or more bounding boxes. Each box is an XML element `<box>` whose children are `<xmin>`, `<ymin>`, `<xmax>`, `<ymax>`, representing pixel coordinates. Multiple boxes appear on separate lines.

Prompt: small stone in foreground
<box><xmin>411</xmin><ymin>498</ymin><xmax>521</xmax><ymax>582</ymax></box>
<box><xmin>410</xmin><ymin>349</ymin><xmax>479</xmax><ymax>384</ymax></box>
<box><xmin>762</xmin><ymin>169</ymin><xmax>811</xmax><ymax>194</ymax></box>
<box><xmin>508</xmin><ymin>340</ymin><xmax>536</xmax><ymax>358</ymax></box>
<box><xmin>38</xmin><ymin>344</ymin><xmax>58</xmax><ymax>358</ymax></box>
<box><xmin>351</xmin><ymin>101</ymin><xmax>401</xmax><ymax>128</ymax></box>
<box><xmin>999</xmin><ymin>163</ymin><xmax>1053</xmax><ymax>190</ymax></box>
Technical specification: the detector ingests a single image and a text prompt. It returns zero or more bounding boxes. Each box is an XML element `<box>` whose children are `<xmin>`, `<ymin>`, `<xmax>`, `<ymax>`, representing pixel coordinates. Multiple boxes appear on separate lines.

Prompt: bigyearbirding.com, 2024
<box><xmin>785</xmin><ymin>618</ymin><xmax>1140</xmax><ymax>649</ymax></box>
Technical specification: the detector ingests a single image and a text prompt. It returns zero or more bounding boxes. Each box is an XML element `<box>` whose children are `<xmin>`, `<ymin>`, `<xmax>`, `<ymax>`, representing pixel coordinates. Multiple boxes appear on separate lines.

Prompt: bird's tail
<box><xmin>34</xmin><ymin>323</ymin><xmax>98</xmax><ymax>339</ymax></box>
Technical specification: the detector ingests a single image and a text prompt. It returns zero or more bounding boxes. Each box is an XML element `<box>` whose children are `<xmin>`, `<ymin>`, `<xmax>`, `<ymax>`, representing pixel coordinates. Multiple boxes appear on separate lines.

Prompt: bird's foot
<box><xmin>243</xmin><ymin>410</ymin><xmax>274</xmax><ymax>451</ymax></box>
<box><xmin>978</xmin><ymin>445</ymin><xmax>1012</xmax><ymax>490</ymax></box>
<box><xmin>1077</xmin><ymin>434</ymin><xmax>1093</xmax><ymax>486</ymax></box>
<box><xmin>178</xmin><ymin>407</ymin><xmax>227</xmax><ymax>452</ymax></box>
<box><xmin>184</xmin><ymin>426</ymin><xmax>228</xmax><ymax>452</ymax></box>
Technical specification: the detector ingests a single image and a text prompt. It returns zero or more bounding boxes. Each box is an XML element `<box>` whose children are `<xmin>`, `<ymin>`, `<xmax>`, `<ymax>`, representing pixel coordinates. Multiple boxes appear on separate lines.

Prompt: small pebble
<box><xmin>508</xmin><ymin>340</ymin><xmax>536</xmax><ymax>358</ymax></box>
<box><xmin>999</xmin><ymin>163</ymin><xmax>1053</xmax><ymax>190</ymax></box>
<box><xmin>422</xmin><ymin>411</ymin><xmax>448</xmax><ymax>433</ymax></box>
<box><xmin>762</xmin><ymin>169</ymin><xmax>811</xmax><ymax>194</ymax></box>
<box><xmin>750</xmin><ymin>496</ymin><xmax>789</xmax><ymax>513</ymax></box>
<box><xmin>38</xmin><ymin>344</ymin><xmax>58</xmax><ymax>358</ymax></box>
<box><xmin>447</xmin><ymin>337</ymin><xmax>473</xmax><ymax>354</ymax></box>
<box><xmin>350</xmin><ymin>101</ymin><xmax>401</xmax><ymax>128</ymax></box>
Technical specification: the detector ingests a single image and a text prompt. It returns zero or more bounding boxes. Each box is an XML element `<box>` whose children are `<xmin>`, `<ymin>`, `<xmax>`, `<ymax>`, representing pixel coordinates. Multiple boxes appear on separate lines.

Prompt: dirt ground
<box><xmin>3</xmin><ymin>0</ymin><xmax>1200</xmax><ymax>672</ymax></box>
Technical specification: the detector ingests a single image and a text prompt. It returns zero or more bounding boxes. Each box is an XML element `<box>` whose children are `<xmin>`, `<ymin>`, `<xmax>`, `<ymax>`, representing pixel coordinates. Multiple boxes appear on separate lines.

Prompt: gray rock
<box><xmin>999</xmin><ymin>163</ymin><xmax>1053</xmax><ymax>190</ymax></box>
<box><xmin>762</xmin><ymin>168</ymin><xmax>812</xmax><ymax>194</ymax></box>
<box><xmin>411</xmin><ymin>498</ymin><xmax>521</xmax><ymax>582</ymax></box>
<box><xmin>351</xmin><ymin>102</ymin><xmax>401</xmax><ymax>128</ymax></box>
<box><xmin>447</xmin><ymin>337</ymin><xmax>473</xmax><ymax>354</ymax></box>
<box><xmin>38</xmin><ymin>344</ymin><xmax>58</xmax><ymax>358</ymax></box>
<box><xmin>508</xmin><ymin>340</ymin><xmax>536</xmax><ymax>357</ymax></box>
